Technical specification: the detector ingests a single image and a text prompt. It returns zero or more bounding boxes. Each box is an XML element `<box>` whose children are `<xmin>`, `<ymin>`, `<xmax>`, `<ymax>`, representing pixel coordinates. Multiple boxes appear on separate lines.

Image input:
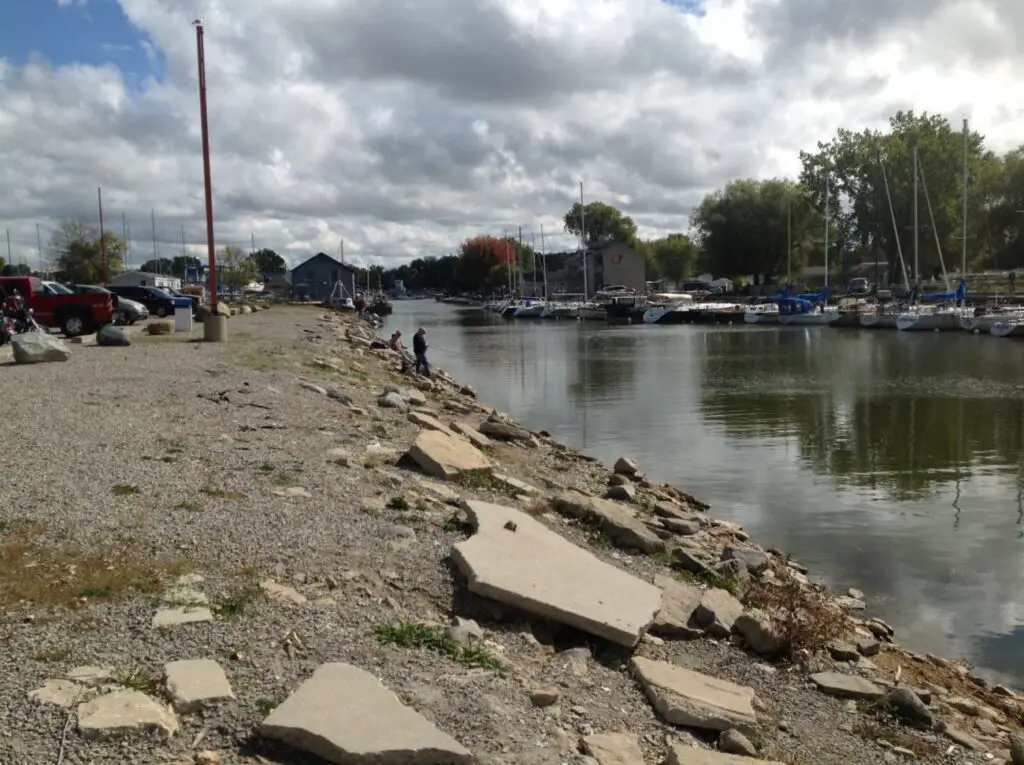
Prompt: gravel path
<box><xmin>0</xmin><ymin>306</ymin><xmax>1017</xmax><ymax>765</ymax></box>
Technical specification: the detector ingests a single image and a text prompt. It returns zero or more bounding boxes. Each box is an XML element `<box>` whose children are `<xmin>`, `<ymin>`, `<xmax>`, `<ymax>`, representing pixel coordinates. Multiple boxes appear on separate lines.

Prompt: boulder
<box><xmin>260</xmin><ymin>663</ymin><xmax>472</xmax><ymax>764</ymax></box>
<box><xmin>826</xmin><ymin>640</ymin><xmax>860</xmax><ymax>662</ymax></box>
<box><xmin>406</xmin><ymin>430</ymin><xmax>492</xmax><ymax>481</ymax></box>
<box><xmin>97</xmin><ymin>324</ymin><xmax>130</xmax><ymax>346</ymax></box>
<box><xmin>733</xmin><ymin>610</ymin><xmax>785</xmax><ymax>656</ymax></box>
<box><xmin>721</xmin><ymin>547</ymin><xmax>770</xmax><ymax>575</ymax></box>
<box><xmin>650</xmin><ymin>574</ymin><xmax>704</xmax><ymax>639</ymax></box>
<box><xmin>885</xmin><ymin>687</ymin><xmax>934</xmax><ymax>729</ymax></box>
<box><xmin>552</xmin><ymin>490</ymin><xmax>666</xmax><ymax>554</ymax></box>
<box><xmin>693</xmin><ymin>588</ymin><xmax>743</xmax><ymax>638</ymax></box>
<box><xmin>1009</xmin><ymin>733</ymin><xmax>1024</xmax><ymax>764</ymax></box>
<box><xmin>582</xmin><ymin>732</ymin><xmax>644</xmax><ymax>764</ymax></box>
<box><xmin>145</xmin><ymin>321</ymin><xmax>173</xmax><ymax>335</ymax></box>
<box><xmin>213</xmin><ymin>302</ymin><xmax>231</xmax><ymax>317</ymax></box>
<box><xmin>378</xmin><ymin>392</ymin><xmax>409</xmax><ymax>410</ymax></box>
<box><xmin>451</xmin><ymin>500</ymin><xmax>662</xmax><ymax>647</ymax></box>
<box><xmin>11</xmin><ymin>331</ymin><xmax>71</xmax><ymax>364</ymax></box>
<box><xmin>604</xmin><ymin>483</ymin><xmax>637</xmax><ymax>502</ymax></box>
<box><xmin>630</xmin><ymin>656</ymin><xmax>758</xmax><ymax>735</ymax></box>
<box><xmin>718</xmin><ymin>729</ymin><xmax>758</xmax><ymax>757</ymax></box>
<box><xmin>613</xmin><ymin>457</ymin><xmax>638</xmax><ymax>475</ymax></box>
<box><xmin>478</xmin><ymin>416</ymin><xmax>532</xmax><ymax>442</ymax></box>
<box><xmin>809</xmin><ymin>672</ymin><xmax>885</xmax><ymax>701</ymax></box>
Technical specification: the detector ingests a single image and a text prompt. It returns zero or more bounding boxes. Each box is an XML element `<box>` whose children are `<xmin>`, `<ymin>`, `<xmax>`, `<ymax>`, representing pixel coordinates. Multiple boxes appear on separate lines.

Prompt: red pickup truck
<box><xmin>0</xmin><ymin>276</ymin><xmax>117</xmax><ymax>337</ymax></box>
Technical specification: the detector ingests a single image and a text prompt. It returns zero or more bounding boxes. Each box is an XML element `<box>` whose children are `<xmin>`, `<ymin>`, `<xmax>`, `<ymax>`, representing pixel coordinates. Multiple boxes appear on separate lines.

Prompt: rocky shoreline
<box><xmin>1</xmin><ymin>304</ymin><xmax>1022</xmax><ymax>765</ymax></box>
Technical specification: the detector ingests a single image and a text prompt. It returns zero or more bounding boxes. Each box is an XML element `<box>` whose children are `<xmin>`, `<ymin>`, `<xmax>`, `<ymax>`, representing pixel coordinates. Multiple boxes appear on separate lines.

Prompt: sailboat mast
<box><xmin>824</xmin><ymin>173</ymin><xmax>829</xmax><ymax>289</ymax></box>
<box><xmin>540</xmin><ymin>224</ymin><xmax>549</xmax><ymax>300</ymax></box>
<box><xmin>786</xmin><ymin>198</ymin><xmax>792</xmax><ymax>287</ymax></box>
<box><xmin>961</xmin><ymin>118</ymin><xmax>968</xmax><ymax>280</ymax></box>
<box><xmin>913</xmin><ymin>146</ymin><xmax>920</xmax><ymax>289</ymax></box>
<box><xmin>580</xmin><ymin>182</ymin><xmax>587</xmax><ymax>300</ymax></box>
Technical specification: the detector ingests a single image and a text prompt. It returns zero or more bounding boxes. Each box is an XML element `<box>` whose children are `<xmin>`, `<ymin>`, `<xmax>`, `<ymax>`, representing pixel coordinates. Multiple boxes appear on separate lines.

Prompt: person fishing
<box><xmin>413</xmin><ymin>327</ymin><xmax>430</xmax><ymax>376</ymax></box>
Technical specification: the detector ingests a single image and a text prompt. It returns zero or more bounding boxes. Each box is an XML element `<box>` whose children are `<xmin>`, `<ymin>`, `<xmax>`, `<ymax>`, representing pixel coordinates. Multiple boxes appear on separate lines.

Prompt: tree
<box><xmin>691</xmin><ymin>179</ymin><xmax>818</xmax><ymax>284</ymax></box>
<box><xmin>248</xmin><ymin>248</ymin><xmax>287</xmax><ymax>274</ymax></box>
<box><xmin>220</xmin><ymin>245</ymin><xmax>258</xmax><ymax>291</ymax></box>
<box><xmin>456</xmin><ymin>236</ymin><xmax>514</xmax><ymax>292</ymax></box>
<box><xmin>640</xmin><ymin>234</ymin><xmax>696</xmax><ymax>285</ymax></box>
<box><xmin>563</xmin><ymin>202</ymin><xmax>638</xmax><ymax>246</ymax></box>
<box><xmin>50</xmin><ymin>220</ymin><xmax>125</xmax><ymax>284</ymax></box>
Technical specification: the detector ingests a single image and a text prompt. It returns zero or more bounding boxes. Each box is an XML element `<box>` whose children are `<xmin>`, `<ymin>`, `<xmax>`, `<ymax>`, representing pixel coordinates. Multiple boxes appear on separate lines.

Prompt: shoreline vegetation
<box><xmin>3</xmin><ymin>304</ymin><xmax>1023</xmax><ymax>764</ymax></box>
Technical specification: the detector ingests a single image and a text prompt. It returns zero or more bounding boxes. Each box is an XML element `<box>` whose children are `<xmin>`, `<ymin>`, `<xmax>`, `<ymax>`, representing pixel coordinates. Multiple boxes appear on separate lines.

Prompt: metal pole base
<box><xmin>203</xmin><ymin>314</ymin><xmax>228</xmax><ymax>343</ymax></box>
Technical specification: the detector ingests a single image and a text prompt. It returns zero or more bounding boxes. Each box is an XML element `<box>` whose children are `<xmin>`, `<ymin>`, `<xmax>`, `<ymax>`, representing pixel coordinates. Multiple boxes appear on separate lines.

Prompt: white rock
<box><xmin>260</xmin><ymin>663</ymin><xmax>472</xmax><ymax>764</ymax></box>
<box><xmin>406</xmin><ymin>429</ymin><xmax>491</xmax><ymax>481</ymax></box>
<box><xmin>164</xmin><ymin>659</ymin><xmax>235</xmax><ymax>713</ymax></box>
<box><xmin>260</xmin><ymin>579</ymin><xmax>308</xmax><ymax>605</ymax></box>
<box><xmin>451</xmin><ymin>500</ymin><xmax>662</xmax><ymax>647</ymax></box>
<box><xmin>28</xmin><ymin>679</ymin><xmax>93</xmax><ymax>708</ymax></box>
<box><xmin>11</xmin><ymin>331</ymin><xmax>71</xmax><ymax>363</ymax></box>
<box><xmin>77</xmin><ymin>689</ymin><xmax>179</xmax><ymax>739</ymax></box>
<box><xmin>152</xmin><ymin>606</ymin><xmax>214</xmax><ymax>628</ymax></box>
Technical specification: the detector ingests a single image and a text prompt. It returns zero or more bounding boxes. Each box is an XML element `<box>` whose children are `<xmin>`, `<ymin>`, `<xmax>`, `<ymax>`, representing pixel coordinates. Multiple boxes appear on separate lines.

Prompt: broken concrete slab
<box><xmin>406</xmin><ymin>429</ymin><xmax>492</xmax><ymax>481</ymax></box>
<box><xmin>152</xmin><ymin>606</ymin><xmax>214</xmax><ymax>628</ymax></box>
<box><xmin>452</xmin><ymin>500</ymin><xmax>662</xmax><ymax>647</ymax></box>
<box><xmin>77</xmin><ymin>690</ymin><xmax>179</xmax><ymax>739</ymax></box>
<box><xmin>28</xmin><ymin>679</ymin><xmax>94</xmax><ymax>708</ymax></box>
<box><xmin>693</xmin><ymin>588</ymin><xmax>743</xmax><ymax>639</ymax></box>
<box><xmin>582</xmin><ymin>732</ymin><xmax>644</xmax><ymax>764</ymax></box>
<box><xmin>630</xmin><ymin>656</ymin><xmax>758</xmax><ymax>735</ymax></box>
<box><xmin>810</xmin><ymin>672</ymin><xmax>886</xmax><ymax>701</ymax></box>
<box><xmin>407</xmin><ymin>411</ymin><xmax>453</xmax><ymax>434</ymax></box>
<box><xmin>164</xmin><ymin>659</ymin><xmax>235</xmax><ymax>713</ymax></box>
<box><xmin>66</xmin><ymin>666</ymin><xmax>113</xmax><ymax>685</ymax></box>
<box><xmin>260</xmin><ymin>579</ymin><xmax>308</xmax><ymax>605</ymax></box>
<box><xmin>665</xmin><ymin>746</ymin><xmax>785</xmax><ymax>765</ymax></box>
<box><xmin>551</xmin><ymin>490</ymin><xmax>667</xmax><ymax>554</ymax></box>
<box><xmin>650</xmin><ymin>573</ymin><xmax>704</xmax><ymax>639</ymax></box>
<box><xmin>449</xmin><ymin>421</ymin><xmax>492</xmax><ymax>450</ymax></box>
<box><xmin>260</xmin><ymin>663</ymin><xmax>472</xmax><ymax>764</ymax></box>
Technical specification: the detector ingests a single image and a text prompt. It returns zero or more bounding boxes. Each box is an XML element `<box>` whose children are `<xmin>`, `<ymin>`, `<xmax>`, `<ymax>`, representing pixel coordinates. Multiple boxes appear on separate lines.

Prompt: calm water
<box><xmin>391</xmin><ymin>301</ymin><xmax>1024</xmax><ymax>684</ymax></box>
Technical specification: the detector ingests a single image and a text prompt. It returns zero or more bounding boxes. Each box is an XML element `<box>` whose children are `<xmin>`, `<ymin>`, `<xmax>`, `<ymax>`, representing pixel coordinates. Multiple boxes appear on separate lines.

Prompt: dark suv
<box><xmin>108</xmin><ymin>285</ymin><xmax>176</xmax><ymax>318</ymax></box>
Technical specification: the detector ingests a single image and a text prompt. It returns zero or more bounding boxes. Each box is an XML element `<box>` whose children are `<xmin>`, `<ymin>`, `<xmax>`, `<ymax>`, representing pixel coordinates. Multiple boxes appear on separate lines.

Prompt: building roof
<box><xmin>290</xmin><ymin>252</ymin><xmax>351</xmax><ymax>273</ymax></box>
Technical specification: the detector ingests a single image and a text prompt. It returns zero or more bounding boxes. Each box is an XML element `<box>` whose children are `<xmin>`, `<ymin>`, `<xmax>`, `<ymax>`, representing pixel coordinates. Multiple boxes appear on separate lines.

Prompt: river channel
<box><xmin>390</xmin><ymin>300</ymin><xmax>1024</xmax><ymax>684</ymax></box>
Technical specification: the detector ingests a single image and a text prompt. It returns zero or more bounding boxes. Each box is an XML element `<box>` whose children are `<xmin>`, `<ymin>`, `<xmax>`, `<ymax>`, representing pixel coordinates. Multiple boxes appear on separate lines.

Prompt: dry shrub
<box><xmin>743</xmin><ymin>568</ymin><xmax>850</xmax><ymax>657</ymax></box>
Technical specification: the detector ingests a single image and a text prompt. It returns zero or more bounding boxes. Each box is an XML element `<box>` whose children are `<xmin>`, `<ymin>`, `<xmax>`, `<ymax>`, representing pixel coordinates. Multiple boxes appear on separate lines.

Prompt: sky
<box><xmin>0</xmin><ymin>0</ymin><xmax>1022</xmax><ymax>270</ymax></box>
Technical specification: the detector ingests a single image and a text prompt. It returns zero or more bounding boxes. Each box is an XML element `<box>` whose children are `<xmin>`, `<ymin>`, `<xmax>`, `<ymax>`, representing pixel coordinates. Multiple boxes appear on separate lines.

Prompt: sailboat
<box><xmin>777</xmin><ymin>175</ymin><xmax>840</xmax><ymax>326</ymax></box>
<box><xmin>574</xmin><ymin>182</ymin><xmax>606</xmax><ymax>320</ymax></box>
<box><xmin>861</xmin><ymin>158</ymin><xmax>911</xmax><ymax>329</ymax></box>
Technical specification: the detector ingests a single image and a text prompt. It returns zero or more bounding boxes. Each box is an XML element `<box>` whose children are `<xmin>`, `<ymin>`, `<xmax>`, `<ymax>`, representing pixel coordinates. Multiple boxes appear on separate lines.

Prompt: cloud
<box><xmin>2</xmin><ymin>0</ymin><xmax>1023</xmax><ymax>268</ymax></box>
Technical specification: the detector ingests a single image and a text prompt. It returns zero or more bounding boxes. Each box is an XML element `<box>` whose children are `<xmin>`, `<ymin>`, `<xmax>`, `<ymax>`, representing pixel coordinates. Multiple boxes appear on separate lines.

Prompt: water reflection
<box><xmin>391</xmin><ymin>302</ymin><xmax>1024</xmax><ymax>682</ymax></box>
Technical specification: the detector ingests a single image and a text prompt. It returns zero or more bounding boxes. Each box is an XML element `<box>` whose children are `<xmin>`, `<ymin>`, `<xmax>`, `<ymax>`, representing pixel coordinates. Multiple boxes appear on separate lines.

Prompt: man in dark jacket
<box><xmin>412</xmin><ymin>327</ymin><xmax>430</xmax><ymax>376</ymax></box>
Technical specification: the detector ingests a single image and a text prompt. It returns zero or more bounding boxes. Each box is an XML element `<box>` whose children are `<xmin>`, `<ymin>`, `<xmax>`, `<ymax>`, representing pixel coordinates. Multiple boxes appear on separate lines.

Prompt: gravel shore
<box><xmin>0</xmin><ymin>306</ymin><xmax>1020</xmax><ymax>765</ymax></box>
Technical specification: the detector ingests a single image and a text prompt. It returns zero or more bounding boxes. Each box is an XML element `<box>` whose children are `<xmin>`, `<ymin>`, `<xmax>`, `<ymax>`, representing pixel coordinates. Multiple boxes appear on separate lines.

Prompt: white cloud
<box><xmin>3</xmin><ymin>0</ymin><xmax>1023</xmax><ymax>269</ymax></box>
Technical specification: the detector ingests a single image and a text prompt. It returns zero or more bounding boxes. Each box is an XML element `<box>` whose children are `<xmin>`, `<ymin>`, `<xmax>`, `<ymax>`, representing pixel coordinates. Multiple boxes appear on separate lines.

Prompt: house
<box><xmin>108</xmin><ymin>270</ymin><xmax>182</xmax><ymax>291</ymax></box>
<box><xmin>263</xmin><ymin>272</ymin><xmax>292</xmax><ymax>296</ymax></box>
<box><xmin>289</xmin><ymin>253</ymin><xmax>360</xmax><ymax>301</ymax></box>
<box><xmin>551</xmin><ymin>241</ymin><xmax>646</xmax><ymax>295</ymax></box>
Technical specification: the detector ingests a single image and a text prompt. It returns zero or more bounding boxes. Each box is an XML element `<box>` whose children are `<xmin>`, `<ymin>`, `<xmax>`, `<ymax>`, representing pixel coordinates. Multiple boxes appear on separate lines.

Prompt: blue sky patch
<box><xmin>662</xmin><ymin>0</ymin><xmax>706</xmax><ymax>16</ymax></box>
<box><xmin>0</xmin><ymin>0</ymin><xmax>162</xmax><ymax>86</ymax></box>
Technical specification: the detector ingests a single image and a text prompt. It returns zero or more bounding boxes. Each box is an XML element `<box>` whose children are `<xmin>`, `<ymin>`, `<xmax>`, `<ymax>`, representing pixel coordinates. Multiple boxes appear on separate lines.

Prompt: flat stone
<box><xmin>451</xmin><ymin>500</ymin><xmax>662</xmax><ymax>647</ymax></box>
<box><xmin>152</xmin><ymin>606</ymin><xmax>214</xmax><ymax>628</ymax></box>
<box><xmin>259</xmin><ymin>663</ymin><xmax>472</xmax><ymax>764</ymax></box>
<box><xmin>164</xmin><ymin>659</ymin><xmax>235</xmax><ymax>713</ymax></box>
<box><xmin>28</xmin><ymin>679</ymin><xmax>93</xmax><ymax>708</ymax></box>
<box><xmin>666</xmin><ymin>747</ymin><xmax>784</xmax><ymax>765</ymax></box>
<box><xmin>163</xmin><ymin>587</ymin><xmax>209</xmax><ymax>605</ymax></box>
<box><xmin>661</xmin><ymin>517</ymin><xmax>701</xmax><ymax>536</ymax></box>
<box><xmin>582</xmin><ymin>732</ymin><xmax>644</xmax><ymax>764</ymax></box>
<box><xmin>272</xmin><ymin>487</ymin><xmax>313</xmax><ymax>498</ymax></box>
<box><xmin>406</xmin><ymin>429</ymin><xmax>492</xmax><ymax>481</ymax></box>
<box><xmin>492</xmin><ymin>473</ymin><xmax>541</xmax><ymax>496</ymax></box>
<box><xmin>66</xmin><ymin>666</ymin><xmax>113</xmax><ymax>684</ymax></box>
<box><xmin>416</xmin><ymin>478</ymin><xmax>462</xmax><ymax>503</ymax></box>
<box><xmin>826</xmin><ymin>640</ymin><xmax>861</xmax><ymax>662</ymax></box>
<box><xmin>407</xmin><ymin>411</ymin><xmax>452</xmax><ymax>434</ymax></box>
<box><xmin>835</xmin><ymin>595</ymin><xmax>867</xmax><ymax>611</ymax></box>
<box><xmin>77</xmin><ymin>690</ymin><xmax>179</xmax><ymax>740</ymax></box>
<box><xmin>450</xmin><ymin>421</ymin><xmax>492</xmax><ymax>450</ymax></box>
<box><xmin>552</xmin><ymin>490</ymin><xmax>666</xmax><ymax>554</ymax></box>
<box><xmin>810</xmin><ymin>672</ymin><xmax>885</xmax><ymax>701</ymax></box>
<box><xmin>693</xmin><ymin>588</ymin><xmax>743</xmax><ymax>638</ymax></box>
<box><xmin>942</xmin><ymin>723</ymin><xmax>986</xmax><ymax>751</ymax></box>
<box><xmin>630</xmin><ymin>656</ymin><xmax>758</xmax><ymax>735</ymax></box>
<box><xmin>650</xmin><ymin>573</ymin><xmax>704</xmax><ymax>639</ymax></box>
<box><xmin>478</xmin><ymin>417</ymin><xmax>532</xmax><ymax>442</ymax></box>
<box><xmin>299</xmin><ymin>381</ymin><xmax>328</xmax><ymax>396</ymax></box>
<box><xmin>733</xmin><ymin>609</ymin><xmax>785</xmax><ymax>655</ymax></box>
<box><xmin>604</xmin><ymin>484</ymin><xmax>636</xmax><ymax>502</ymax></box>
<box><xmin>260</xmin><ymin>579</ymin><xmax>308</xmax><ymax>605</ymax></box>
<box><xmin>857</xmin><ymin>639</ymin><xmax>881</xmax><ymax>657</ymax></box>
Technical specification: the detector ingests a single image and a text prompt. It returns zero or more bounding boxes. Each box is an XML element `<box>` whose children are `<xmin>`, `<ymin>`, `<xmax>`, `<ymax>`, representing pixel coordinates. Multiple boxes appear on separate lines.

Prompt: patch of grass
<box><xmin>258</xmin><ymin>462</ymin><xmax>276</xmax><ymax>474</ymax></box>
<box><xmin>112</xmin><ymin>666</ymin><xmax>160</xmax><ymax>694</ymax></box>
<box><xmin>173</xmin><ymin>501</ymin><xmax>202</xmax><ymax>512</ymax></box>
<box><xmin>373</xmin><ymin>622</ymin><xmax>503</xmax><ymax>672</ymax></box>
<box><xmin>213</xmin><ymin>581</ymin><xmax>262</xmax><ymax>620</ymax></box>
<box><xmin>111</xmin><ymin>484</ymin><xmax>140</xmax><ymax>497</ymax></box>
<box><xmin>363</xmin><ymin>459</ymin><xmax>379</xmax><ymax>469</ymax></box>
<box><xmin>32</xmin><ymin>647</ymin><xmax>72</xmax><ymax>662</ymax></box>
<box><xmin>387</xmin><ymin>496</ymin><xmax>410</xmax><ymax>511</ymax></box>
<box><xmin>200</xmin><ymin>488</ymin><xmax>248</xmax><ymax>500</ymax></box>
<box><xmin>742</xmin><ymin>569</ymin><xmax>849</xmax><ymax>658</ymax></box>
<box><xmin>0</xmin><ymin>527</ymin><xmax>190</xmax><ymax>608</ymax></box>
<box><xmin>441</xmin><ymin>513</ymin><xmax>473</xmax><ymax>534</ymax></box>
<box><xmin>454</xmin><ymin>469</ymin><xmax>494</xmax><ymax>490</ymax></box>
<box><xmin>255</xmin><ymin>697</ymin><xmax>280</xmax><ymax>714</ymax></box>
<box><xmin>160</xmin><ymin>455</ymin><xmax>178</xmax><ymax>464</ymax></box>
<box><xmin>677</xmin><ymin>568</ymin><xmax>743</xmax><ymax>596</ymax></box>
<box><xmin>360</xmin><ymin>504</ymin><xmax>380</xmax><ymax>517</ymax></box>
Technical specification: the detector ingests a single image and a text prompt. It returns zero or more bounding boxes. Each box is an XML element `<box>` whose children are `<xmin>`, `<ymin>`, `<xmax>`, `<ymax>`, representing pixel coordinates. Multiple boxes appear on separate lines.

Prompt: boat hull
<box><xmin>896</xmin><ymin>312</ymin><xmax>963</xmax><ymax>331</ymax></box>
<box><xmin>743</xmin><ymin>311</ymin><xmax>779</xmax><ymax>325</ymax></box>
<box><xmin>643</xmin><ymin>308</ymin><xmax>689</xmax><ymax>324</ymax></box>
<box><xmin>859</xmin><ymin>314</ymin><xmax>898</xmax><ymax>329</ymax></box>
<box><xmin>778</xmin><ymin>312</ymin><xmax>840</xmax><ymax>326</ymax></box>
<box><xmin>991</xmin><ymin>321</ymin><xmax>1024</xmax><ymax>337</ymax></box>
<box><xmin>829</xmin><ymin>311</ymin><xmax>862</xmax><ymax>328</ymax></box>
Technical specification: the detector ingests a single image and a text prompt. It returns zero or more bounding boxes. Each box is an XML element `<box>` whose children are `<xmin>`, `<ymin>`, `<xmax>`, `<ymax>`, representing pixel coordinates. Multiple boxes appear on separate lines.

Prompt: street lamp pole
<box><xmin>194</xmin><ymin>19</ymin><xmax>221</xmax><ymax>321</ymax></box>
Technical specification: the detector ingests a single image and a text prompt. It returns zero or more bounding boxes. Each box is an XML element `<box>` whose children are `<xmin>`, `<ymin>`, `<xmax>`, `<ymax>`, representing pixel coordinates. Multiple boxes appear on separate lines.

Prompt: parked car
<box><xmin>107</xmin><ymin>285</ymin><xmax>176</xmax><ymax>318</ymax></box>
<box><xmin>71</xmin><ymin>284</ymin><xmax>149</xmax><ymax>324</ymax></box>
<box><xmin>163</xmin><ymin>287</ymin><xmax>199</xmax><ymax>314</ymax></box>
<box><xmin>0</xmin><ymin>276</ymin><xmax>116</xmax><ymax>336</ymax></box>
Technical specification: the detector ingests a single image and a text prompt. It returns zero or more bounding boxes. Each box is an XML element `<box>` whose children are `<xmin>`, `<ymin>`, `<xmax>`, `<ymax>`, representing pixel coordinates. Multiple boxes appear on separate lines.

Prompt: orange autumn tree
<box><xmin>456</xmin><ymin>235</ymin><xmax>516</xmax><ymax>292</ymax></box>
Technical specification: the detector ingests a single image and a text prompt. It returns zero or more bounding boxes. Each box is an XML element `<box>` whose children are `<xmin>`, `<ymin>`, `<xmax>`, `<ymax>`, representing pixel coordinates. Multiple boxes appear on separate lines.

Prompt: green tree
<box><xmin>50</xmin><ymin>220</ymin><xmax>126</xmax><ymax>284</ymax></box>
<box><xmin>220</xmin><ymin>245</ymin><xmax>258</xmax><ymax>291</ymax></box>
<box><xmin>563</xmin><ymin>202</ymin><xmax>638</xmax><ymax>246</ymax></box>
<box><xmin>248</xmin><ymin>248</ymin><xmax>287</xmax><ymax>274</ymax></box>
<box><xmin>691</xmin><ymin>179</ymin><xmax>818</xmax><ymax>284</ymax></box>
<box><xmin>977</xmin><ymin>147</ymin><xmax>1024</xmax><ymax>269</ymax></box>
<box><xmin>641</xmin><ymin>234</ymin><xmax>695</xmax><ymax>285</ymax></box>
<box><xmin>1</xmin><ymin>263</ymin><xmax>31</xmax><ymax>276</ymax></box>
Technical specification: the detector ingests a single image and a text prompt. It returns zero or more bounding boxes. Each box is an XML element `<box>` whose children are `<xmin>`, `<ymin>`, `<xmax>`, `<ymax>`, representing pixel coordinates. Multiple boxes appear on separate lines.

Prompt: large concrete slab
<box><xmin>452</xmin><ymin>500</ymin><xmax>662</xmax><ymax>647</ymax></box>
<box><xmin>259</xmin><ymin>663</ymin><xmax>472</xmax><ymax>764</ymax></box>
<box><xmin>630</xmin><ymin>656</ymin><xmax>758</xmax><ymax>735</ymax></box>
<box><xmin>666</xmin><ymin>746</ymin><xmax>784</xmax><ymax>765</ymax></box>
<box><xmin>406</xmin><ymin>429</ymin><xmax>492</xmax><ymax>481</ymax></box>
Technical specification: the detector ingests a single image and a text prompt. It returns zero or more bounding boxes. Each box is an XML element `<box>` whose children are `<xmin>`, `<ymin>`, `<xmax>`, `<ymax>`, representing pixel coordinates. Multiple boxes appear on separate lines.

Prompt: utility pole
<box><xmin>36</xmin><ymin>223</ymin><xmax>43</xmax><ymax>272</ymax></box>
<box><xmin>151</xmin><ymin>208</ymin><xmax>158</xmax><ymax>273</ymax></box>
<box><xmin>251</xmin><ymin>232</ymin><xmax>256</xmax><ymax>254</ymax></box>
<box><xmin>98</xmin><ymin>188</ymin><xmax>108</xmax><ymax>285</ymax></box>
<box><xmin>121</xmin><ymin>212</ymin><xmax>128</xmax><ymax>268</ymax></box>
<box><xmin>5</xmin><ymin>230</ymin><xmax>11</xmax><ymax>264</ymax></box>
<box><xmin>194</xmin><ymin>19</ymin><xmax>220</xmax><ymax>315</ymax></box>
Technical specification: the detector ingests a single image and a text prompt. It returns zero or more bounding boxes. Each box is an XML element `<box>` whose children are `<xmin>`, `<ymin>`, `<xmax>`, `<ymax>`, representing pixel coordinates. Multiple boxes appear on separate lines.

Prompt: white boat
<box><xmin>743</xmin><ymin>304</ymin><xmax>779</xmax><ymax>325</ymax></box>
<box><xmin>859</xmin><ymin>313</ymin><xmax>899</xmax><ymax>329</ymax></box>
<box><xmin>512</xmin><ymin>299</ymin><xmax>546</xmax><ymax>318</ymax></box>
<box><xmin>540</xmin><ymin>302</ymin><xmax>580</xmax><ymax>319</ymax></box>
<box><xmin>777</xmin><ymin>305</ymin><xmax>841</xmax><ymax>326</ymax></box>
<box><xmin>577</xmin><ymin>302</ymin><xmax>606</xmax><ymax>321</ymax></box>
<box><xmin>642</xmin><ymin>293</ymin><xmax>695</xmax><ymax>324</ymax></box>
<box><xmin>896</xmin><ymin>306</ymin><xmax>966</xmax><ymax>331</ymax></box>
<box><xmin>991</xmin><ymin>320</ymin><xmax>1024</xmax><ymax>338</ymax></box>
<box><xmin>960</xmin><ymin>310</ymin><xmax>1024</xmax><ymax>333</ymax></box>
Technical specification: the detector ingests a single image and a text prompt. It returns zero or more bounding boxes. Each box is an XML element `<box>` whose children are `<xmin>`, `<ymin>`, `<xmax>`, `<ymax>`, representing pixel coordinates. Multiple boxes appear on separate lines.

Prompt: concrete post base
<box><xmin>203</xmin><ymin>314</ymin><xmax>228</xmax><ymax>343</ymax></box>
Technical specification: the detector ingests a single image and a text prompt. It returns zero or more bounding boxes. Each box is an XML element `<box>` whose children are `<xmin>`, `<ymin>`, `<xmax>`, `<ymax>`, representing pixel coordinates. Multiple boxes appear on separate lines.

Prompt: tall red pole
<box><xmin>195</xmin><ymin>22</ymin><xmax>219</xmax><ymax>311</ymax></box>
<box><xmin>97</xmin><ymin>187</ymin><xmax>108</xmax><ymax>285</ymax></box>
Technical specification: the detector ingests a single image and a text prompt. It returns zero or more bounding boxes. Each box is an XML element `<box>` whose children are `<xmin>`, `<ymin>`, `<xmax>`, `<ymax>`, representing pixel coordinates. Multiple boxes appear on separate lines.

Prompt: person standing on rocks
<box><xmin>413</xmin><ymin>327</ymin><xmax>430</xmax><ymax>376</ymax></box>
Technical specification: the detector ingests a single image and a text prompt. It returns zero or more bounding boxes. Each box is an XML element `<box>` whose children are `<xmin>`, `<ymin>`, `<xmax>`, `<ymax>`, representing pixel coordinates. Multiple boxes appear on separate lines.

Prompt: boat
<box><xmin>540</xmin><ymin>301</ymin><xmax>582</xmax><ymax>319</ymax></box>
<box><xmin>688</xmin><ymin>302</ymin><xmax>746</xmax><ymax>324</ymax></box>
<box><xmin>743</xmin><ymin>303</ymin><xmax>780</xmax><ymax>325</ymax></box>
<box><xmin>777</xmin><ymin>297</ymin><xmax>841</xmax><ymax>325</ymax></box>
<box><xmin>577</xmin><ymin>302</ymin><xmax>606</xmax><ymax>320</ymax></box>
<box><xmin>512</xmin><ymin>299</ymin><xmax>546</xmax><ymax>318</ymax></box>
<box><xmin>642</xmin><ymin>293</ymin><xmax>695</xmax><ymax>324</ymax></box>
<box><xmin>897</xmin><ymin>283</ymin><xmax>969</xmax><ymax>331</ymax></box>
<box><xmin>959</xmin><ymin>307</ymin><xmax>1024</xmax><ymax>333</ymax></box>
<box><xmin>990</xmin><ymin>320</ymin><xmax>1024</xmax><ymax>338</ymax></box>
<box><xmin>367</xmin><ymin>294</ymin><xmax>392</xmax><ymax>316</ymax></box>
<box><xmin>859</xmin><ymin>303</ymin><xmax>901</xmax><ymax>329</ymax></box>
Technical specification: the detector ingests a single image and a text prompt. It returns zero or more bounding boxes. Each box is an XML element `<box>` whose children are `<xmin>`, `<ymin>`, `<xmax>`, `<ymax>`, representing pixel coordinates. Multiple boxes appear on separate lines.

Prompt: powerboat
<box><xmin>642</xmin><ymin>293</ymin><xmax>695</xmax><ymax>324</ymax></box>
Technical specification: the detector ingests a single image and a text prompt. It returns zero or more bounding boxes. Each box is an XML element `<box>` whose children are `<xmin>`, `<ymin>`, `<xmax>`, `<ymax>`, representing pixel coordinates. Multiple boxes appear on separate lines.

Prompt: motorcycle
<box><xmin>0</xmin><ymin>294</ymin><xmax>42</xmax><ymax>346</ymax></box>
